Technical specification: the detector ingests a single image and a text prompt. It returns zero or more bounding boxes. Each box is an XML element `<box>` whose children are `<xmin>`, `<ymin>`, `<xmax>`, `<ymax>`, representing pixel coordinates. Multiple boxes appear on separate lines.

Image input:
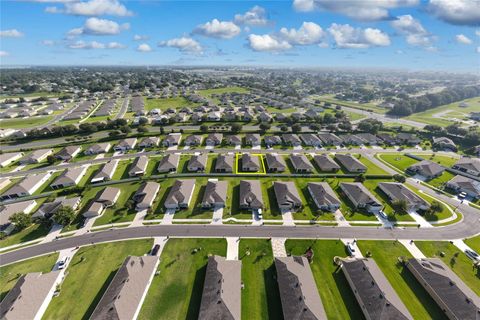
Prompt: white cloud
<box><xmin>391</xmin><ymin>15</ymin><xmax>436</xmax><ymax>48</ymax></box>
<box><xmin>0</xmin><ymin>29</ymin><xmax>24</xmax><ymax>38</ymax></box>
<box><xmin>328</xmin><ymin>23</ymin><xmax>391</xmax><ymax>48</ymax></box>
<box><xmin>234</xmin><ymin>6</ymin><xmax>269</xmax><ymax>26</ymax></box>
<box><xmin>428</xmin><ymin>0</ymin><xmax>480</xmax><ymax>26</ymax></box>
<box><xmin>159</xmin><ymin>37</ymin><xmax>203</xmax><ymax>53</ymax></box>
<box><xmin>477</xmin><ymin>46</ymin><xmax>480</xmax><ymax>53</ymax></box>
<box><xmin>455</xmin><ymin>34</ymin><xmax>472</xmax><ymax>44</ymax></box>
<box><xmin>293</xmin><ymin>0</ymin><xmax>418</xmax><ymax>21</ymax></box>
<box><xmin>68</xmin><ymin>40</ymin><xmax>125</xmax><ymax>49</ymax></box>
<box><xmin>279</xmin><ymin>22</ymin><xmax>326</xmax><ymax>45</ymax></box>
<box><xmin>67</xmin><ymin>17</ymin><xmax>129</xmax><ymax>36</ymax></box>
<box><xmin>476</xmin><ymin>30</ymin><xmax>480</xmax><ymax>37</ymax></box>
<box><xmin>41</xmin><ymin>40</ymin><xmax>56</xmax><ymax>46</ymax></box>
<box><xmin>137</xmin><ymin>43</ymin><xmax>152</xmax><ymax>52</ymax></box>
<box><xmin>133</xmin><ymin>34</ymin><xmax>149</xmax><ymax>41</ymax></box>
<box><xmin>193</xmin><ymin>19</ymin><xmax>241</xmax><ymax>39</ymax></box>
<box><xmin>0</xmin><ymin>51</ymin><xmax>9</xmax><ymax>57</ymax></box>
<box><xmin>46</xmin><ymin>0</ymin><xmax>133</xmax><ymax>17</ymax></box>
<box><xmin>247</xmin><ymin>34</ymin><xmax>292</xmax><ymax>52</ymax></box>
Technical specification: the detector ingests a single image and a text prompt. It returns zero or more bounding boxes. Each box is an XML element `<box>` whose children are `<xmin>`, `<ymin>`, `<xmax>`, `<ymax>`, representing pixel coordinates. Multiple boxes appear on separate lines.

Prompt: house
<box><xmin>282</xmin><ymin>134</ymin><xmax>301</xmax><ymax>146</ymax></box>
<box><xmin>355</xmin><ymin>133</ymin><xmax>381</xmax><ymax>145</ymax></box>
<box><xmin>307</xmin><ymin>182</ymin><xmax>341</xmax><ymax>212</ymax></box>
<box><xmin>55</xmin><ymin>146</ymin><xmax>81</xmax><ymax>161</ymax></box>
<box><xmin>241</xmin><ymin>153</ymin><xmax>260</xmax><ymax>172</ymax></box>
<box><xmin>273</xmin><ymin>181</ymin><xmax>302</xmax><ymax>211</ymax></box>
<box><xmin>378</xmin><ymin>182</ymin><xmax>430</xmax><ymax>212</ymax></box>
<box><xmin>0</xmin><ymin>172</ymin><xmax>52</xmax><ymax>200</ymax></box>
<box><xmin>340</xmin><ymin>134</ymin><xmax>365</xmax><ymax>146</ymax></box>
<box><xmin>446</xmin><ymin>175</ymin><xmax>480</xmax><ymax>199</ymax></box>
<box><xmin>206</xmin><ymin>133</ymin><xmax>223</xmax><ymax>146</ymax></box>
<box><xmin>187</xmin><ymin>154</ymin><xmax>207</xmax><ymax>172</ymax></box>
<box><xmin>207</xmin><ymin>111</ymin><xmax>221</xmax><ymax>121</ymax></box>
<box><xmin>215</xmin><ymin>154</ymin><xmax>234</xmax><ymax>173</ymax></box>
<box><xmin>164</xmin><ymin>179</ymin><xmax>196</xmax><ymax>210</ymax></box>
<box><xmin>300</xmin><ymin>133</ymin><xmax>322</xmax><ymax>147</ymax></box>
<box><xmin>19</xmin><ymin>149</ymin><xmax>53</xmax><ymax>164</ymax></box>
<box><xmin>433</xmin><ymin>137</ymin><xmax>457</xmax><ymax>151</ymax></box>
<box><xmin>33</xmin><ymin>196</ymin><xmax>80</xmax><ymax>220</ymax></box>
<box><xmin>396</xmin><ymin>133</ymin><xmax>421</xmax><ymax>145</ymax></box>
<box><xmin>265</xmin><ymin>153</ymin><xmax>286</xmax><ymax>172</ymax></box>
<box><xmin>264</xmin><ymin>135</ymin><xmax>282</xmax><ymax>147</ymax></box>
<box><xmin>83</xmin><ymin>201</ymin><xmax>105</xmax><ymax>218</ymax></box>
<box><xmin>406</xmin><ymin>258</ymin><xmax>480</xmax><ymax>320</ymax></box>
<box><xmin>184</xmin><ymin>134</ymin><xmax>202</xmax><ymax>146</ymax></box>
<box><xmin>128</xmin><ymin>156</ymin><xmax>148</xmax><ymax>177</ymax></box>
<box><xmin>0</xmin><ymin>200</ymin><xmax>37</xmax><ymax>235</ymax></box>
<box><xmin>340</xmin><ymin>182</ymin><xmax>383</xmax><ymax>213</ymax></box>
<box><xmin>201</xmin><ymin>180</ymin><xmax>228</xmax><ymax>209</ymax></box>
<box><xmin>377</xmin><ymin>133</ymin><xmax>397</xmax><ymax>146</ymax></box>
<box><xmin>0</xmin><ymin>178</ymin><xmax>11</xmax><ymax>191</ymax></box>
<box><xmin>245</xmin><ymin>133</ymin><xmax>261</xmax><ymax>146</ymax></box>
<box><xmin>91</xmin><ymin>159</ymin><xmax>119</xmax><ymax>183</ymax></box>
<box><xmin>452</xmin><ymin>157</ymin><xmax>480</xmax><ymax>176</ymax></box>
<box><xmin>290</xmin><ymin>154</ymin><xmax>314</xmax><ymax>173</ymax></box>
<box><xmin>313</xmin><ymin>154</ymin><xmax>340</xmax><ymax>172</ymax></box>
<box><xmin>114</xmin><ymin>138</ymin><xmax>137</xmax><ymax>152</ymax></box>
<box><xmin>96</xmin><ymin>187</ymin><xmax>121</xmax><ymax>207</ymax></box>
<box><xmin>0</xmin><ymin>271</ymin><xmax>61</xmax><ymax>320</ymax></box>
<box><xmin>239</xmin><ymin>180</ymin><xmax>263</xmax><ymax>210</ymax></box>
<box><xmin>0</xmin><ymin>152</ymin><xmax>23</xmax><ymax>167</ymax></box>
<box><xmin>133</xmin><ymin>181</ymin><xmax>160</xmax><ymax>210</ymax></box>
<box><xmin>334</xmin><ymin>154</ymin><xmax>367</xmax><ymax>173</ymax></box>
<box><xmin>162</xmin><ymin>133</ymin><xmax>181</xmax><ymax>147</ymax></box>
<box><xmin>225</xmin><ymin>135</ymin><xmax>242</xmax><ymax>146</ymax></box>
<box><xmin>84</xmin><ymin>143</ymin><xmax>111</xmax><ymax>155</ymax></box>
<box><xmin>139</xmin><ymin>137</ymin><xmax>160</xmax><ymax>148</ymax></box>
<box><xmin>275</xmin><ymin>256</ymin><xmax>327</xmax><ymax>320</ymax></box>
<box><xmin>157</xmin><ymin>154</ymin><xmax>179</xmax><ymax>173</ymax></box>
<box><xmin>406</xmin><ymin>160</ymin><xmax>444</xmax><ymax>179</ymax></box>
<box><xmin>50</xmin><ymin>167</ymin><xmax>88</xmax><ymax>189</ymax></box>
<box><xmin>198</xmin><ymin>256</ymin><xmax>242</xmax><ymax>320</ymax></box>
<box><xmin>341</xmin><ymin>258</ymin><xmax>413</xmax><ymax>320</ymax></box>
<box><xmin>90</xmin><ymin>256</ymin><xmax>160</xmax><ymax>320</ymax></box>
<box><xmin>258</xmin><ymin>112</ymin><xmax>273</xmax><ymax>122</ymax></box>
<box><xmin>317</xmin><ymin>133</ymin><xmax>343</xmax><ymax>146</ymax></box>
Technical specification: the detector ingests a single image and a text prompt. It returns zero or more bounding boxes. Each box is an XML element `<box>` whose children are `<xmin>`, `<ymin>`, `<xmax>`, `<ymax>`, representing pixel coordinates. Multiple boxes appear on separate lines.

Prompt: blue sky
<box><xmin>0</xmin><ymin>0</ymin><xmax>479</xmax><ymax>72</ymax></box>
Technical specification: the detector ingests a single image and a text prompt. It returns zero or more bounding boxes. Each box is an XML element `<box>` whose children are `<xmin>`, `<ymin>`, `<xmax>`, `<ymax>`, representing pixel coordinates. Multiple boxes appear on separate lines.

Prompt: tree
<box><xmin>280</xmin><ymin>125</ymin><xmax>288</xmax><ymax>132</ymax></box>
<box><xmin>138</xmin><ymin>117</ymin><xmax>148</xmax><ymax>126</ymax></box>
<box><xmin>358</xmin><ymin>119</ymin><xmax>383</xmax><ymax>134</ymax></box>
<box><xmin>200</xmin><ymin>124</ymin><xmax>209</xmax><ymax>133</ymax></box>
<box><xmin>393</xmin><ymin>174</ymin><xmax>406</xmax><ymax>183</ymax></box>
<box><xmin>354</xmin><ymin>174</ymin><xmax>366</xmax><ymax>183</ymax></box>
<box><xmin>230</xmin><ymin>123</ymin><xmax>242</xmax><ymax>133</ymax></box>
<box><xmin>391</xmin><ymin>199</ymin><xmax>407</xmax><ymax>214</ymax></box>
<box><xmin>291</xmin><ymin>123</ymin><xmax>302</xmax><ymax>133</ymax></box>
<box><xmin>53</xmin><ymin>206</ymin><xmax>76</xmax><ymax>226</ymax></box>
<box><xmin>259</xmin><ymin>123</ymin><xmax>271</xmax><ymax>133</ymax></box>
<box><xmin>137</xmin><ymin>126</ymin><xmax>148</xmax><ymax>133</ymax></box>
<box><xmin>430</xmin><ymin>201</ymin><xmax>443</xmax><ymax>214</ymax></box>
<box><xmin>46</xmin><ymin>155</ymin><xmax>56</xmax><ymax>165</ymax></box>
<box><xmin>9</xmin><ymin>212</ymin><xmax>32</xmax><ymax>231</ymax></box>
<box><xmin>119</xmin><ymin>125</ymin><xmax>131</xmax><ymax>134</ymax></box>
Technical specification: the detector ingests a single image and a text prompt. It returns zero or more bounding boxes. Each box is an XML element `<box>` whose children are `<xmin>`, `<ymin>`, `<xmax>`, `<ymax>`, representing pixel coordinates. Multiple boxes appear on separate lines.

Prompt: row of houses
<box><xmin>63</xmin><ymin>99</ymin><xmax>97</xmax><ymax>120</ymax></box>
<box><xmin>93</xmin><ymin>99</ymin><xmax>116</xmax><ymax>117</ymax></box>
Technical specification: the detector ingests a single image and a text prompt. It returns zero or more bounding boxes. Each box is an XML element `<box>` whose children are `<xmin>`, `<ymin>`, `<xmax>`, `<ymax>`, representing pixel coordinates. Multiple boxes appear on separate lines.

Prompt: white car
<box><xmin>57</xmin><ymin>257</ymin><xmax>69</xmax><ymax>270</ymax></box>
<box><xmin>465</xmin><ymin>249</ymin><xmax>480</xmax><ymax>262</ymax></box>
<box><xmin>346</xmin><ymin>243</ymin><xmax>356</xmax><ymax>256</ymax></box>
<box><xmin>458</xmin><ymin>192</ymin><xmax>467</xmax><ymax>199</ymax></box>
<box><xmin>378</xmin><ymin>210</ymin><xmax>388</xmax><ymax>220</ymax></box>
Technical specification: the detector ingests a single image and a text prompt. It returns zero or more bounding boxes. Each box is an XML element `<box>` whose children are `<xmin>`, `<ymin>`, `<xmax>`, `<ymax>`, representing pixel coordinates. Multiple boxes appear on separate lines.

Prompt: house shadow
<box><xmin>82</xmin><ymin>269</ymin><xmax>117</xmax><ymax>320</ymax></box>
<box><xmin>331</xmin><ymin>267</ymin><xmax>365</xmax><ymax>320</ymax></box>
<box><xmin>263</xmin><ymin>264</ymin><xmax>284</xmax><ymax>320</ymax></box>
<box><xmin>185</xmin><ymin>265</ymin><xmax>208</xmax><ymax>320</ymax></box>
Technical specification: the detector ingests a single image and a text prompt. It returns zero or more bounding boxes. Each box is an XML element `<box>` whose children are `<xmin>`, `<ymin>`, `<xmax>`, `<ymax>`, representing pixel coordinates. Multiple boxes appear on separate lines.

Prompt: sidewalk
<box><xmin>271</xmin><ymin>238</ymin><xmax>287</xmax><ymax>257</ymax></box>
<box><xmin>41</xmin><ymin>223</ymin><xmax>64</xmax><ymax>243</ymax></box>
<box><xmin>211</xmin><ymin>206</ymin><xmax>223</xmax><ymax>225</ymax></box>
<box><xmin>398</xmin><ymin>240</ymin><xmax>426</xmax><ymax>258</ymax></box>
<box><xmin>226</xmin><ymin>237</ymin><xmax>240</xmax><ymax>260</ymax></box>
<box><xmin>161</xmin><ymin>209</ymin><xmax>176</xmax><ymax>225</ymax></box>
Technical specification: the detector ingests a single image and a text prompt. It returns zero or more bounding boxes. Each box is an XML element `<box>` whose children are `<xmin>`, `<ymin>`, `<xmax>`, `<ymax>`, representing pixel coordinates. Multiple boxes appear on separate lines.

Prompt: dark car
<box><xmin>151</xmin><ymin>244</ymin><xmax>161</xmax><ymax>256</ymax></box>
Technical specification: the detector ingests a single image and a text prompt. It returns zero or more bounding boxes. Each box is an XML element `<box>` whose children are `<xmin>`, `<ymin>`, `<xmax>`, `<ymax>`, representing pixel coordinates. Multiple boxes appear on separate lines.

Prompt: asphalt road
<box><xmin>113</xmin><ymin>96</ymin><xmax>129</xmax><ymax>120</ymax></box>
<box><xmin>2</xmin><ymin>216</ymin><xmax>479</xmax><ymax>266</ymax></box>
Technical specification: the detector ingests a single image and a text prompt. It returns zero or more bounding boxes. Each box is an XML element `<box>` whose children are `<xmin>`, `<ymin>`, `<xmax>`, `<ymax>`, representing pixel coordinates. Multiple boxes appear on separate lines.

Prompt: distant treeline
<box><xmin>387</xmin><ymin>86</ymin><xmax>480</xmax><ymax>116</ymax></box>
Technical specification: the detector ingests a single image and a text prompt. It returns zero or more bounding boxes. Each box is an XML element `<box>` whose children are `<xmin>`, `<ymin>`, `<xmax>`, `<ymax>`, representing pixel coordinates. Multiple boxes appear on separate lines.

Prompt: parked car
<box><xmin>458</xmin><ymin>192</ymin><xmax>467</xmax><ymax>199</ymax></box>
<box><xmin>346</xmin><ymin>242</ymin><xmax>356</xmax><ymax>256</ymax></box>
<box><xmin>256</xmin><ymin>209</ymin><xmax>263</xmax><ymax>220</ymax></box>
<box><xmin>58</xmin><ymin>257</ymin><xmax>69</xmax><ymax>270</ymax></box>
<box><xmin>465</xmin><ymin>249</ymin><xmax>480</xmax><ymax>262</ymax></box>
<box><xmin>151</xmin><ymin>244</ymin><xmax>161</xmax><ymax>256</ymax></box>
<box><xmin>378</xmin><ymin>210</ymin><xmax>388</xmax><ymax>220</ymax></box>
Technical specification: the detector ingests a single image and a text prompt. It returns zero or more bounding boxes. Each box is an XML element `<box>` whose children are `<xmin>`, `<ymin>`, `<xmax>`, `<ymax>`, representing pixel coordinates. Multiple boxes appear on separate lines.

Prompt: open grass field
<box><xmin>378</xmin><ymin>154</ymin><xmax>418</xmax><ymax>171</ymax></box>
<box><xmin>414</xmin><ymin>241</ymin><xmax>480</xmax><ymax>295</ymax></box>
<box><xmin>414</xmin><ymin>153</ymin><xmax>459</xmax><ymax>167</ymax></box>
<box><xmin>316</xmin><ymin>94</ymin><xmax>387</xmax><ymax>114</ymax></box>
<box><xmin>406</xmin><ymin>97</ymin><xmax>480</xmax><ymax>127</ymax></box>
<box><xmin>0</xmin><ymin>253</ymin><xmax>59</xmax><ymax>300</ymax></box>
<box><xmin>198</xmin><ymin>86</ymin><xmax>249</xmax><ymax>104</ymax></box>
<box><xmin>239</xmin><ymin>239</ymin><xmax>283</xmax><ymax>320</ymax></box>
<box><xmin>145</xmin><ymin>96</ymin><xmax>199</xmax><ymax>111</ymax></box>
<box><xmin>465</xmin><ymin>235</ymin><xmax>480</xmax><ymax>253</ymax></box>
<box><xmin>0</xmin><ymin>116</ymin><xmax>53</xmax><ymax>129</ymax></box>
<box><xmin>357</xmin><ymin>240</ymin><xmax>447</xmax><ymax>319</ymax></box>
<box><xmin>286</xmin><ymin>239</ymin><xmax>364</xmax><ymax>319</ymax></box>
<box><xmin>138</xmin><ymin>238</ymin><xmax>226</xmax><ymax>320</ymax></box>
<box><xmin>43</xmin><ymin>239</ymin><xmax>152</xmax><ymax>320</ymax></box>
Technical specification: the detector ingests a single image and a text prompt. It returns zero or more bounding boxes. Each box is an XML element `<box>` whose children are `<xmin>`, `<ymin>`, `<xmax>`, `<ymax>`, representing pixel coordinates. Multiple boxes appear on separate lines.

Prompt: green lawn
<box><xmin>0</xmin><ymin>253</ymin><xmax>59</xmax><ymax>300</ymax></box>
<box><xmin>198</xmin><ymin>86</ymin><xmax>249</xmax><ymax>104</ymax></box>
<box><xmin>357</xmin><ymin>240</ymin><xmax>447</xmax><ymax>319</ymax></box>
<box><xmin>43</xmin><ymin>239</ymin><xmax>152</xmax><ymax>320</ymax></box>
<box><xmin>173</xmin><ymin>178</ymin><xmax>214</xmax><ymax>219</ymax></box>
<box><xmin>414</xmin><ymin>153</ymin><xmax>459</xmax><ymax>168</ymax></box>
<box><xmin>239</xmin><ymin>239</ymin><xmax>283</xmax><ymax>320</ymax></box>
<box><xmin>112</xmin><ymin>160</ymin><xmax>131</xmax><ymax>180</ymax></box>
<box><xmin>317</xmin><ymin>94</ymin><xmax>387</xmax><ymax>114</ymax></box>
<box><xmin>357</xmin><ymin>156</ymin><xmax>389</xmax><ymax>175</ymax></box>
<box><xmin>428</xmin><ymin>171</ymin><xmax>455</xmax><ymax>189</ymax></box>
<box><xmin>145</xmin><ymin>96</ymin><xmax>199</xmax><ymax>111</ymax></box>
<box><xmin>138</xmin><ymin>238</ymin><xmax>226</xmax><ymax>320</ymax></box>
<box><xmin>406</xmin><ymin>97</ymin><xmax>480</xmax><ymax>127</ymax></box>
<box><xmin>0</xmin><ymin>116</ymin><xmax>53</xmax><ymax>129</ymax></box>
<box><xmin>464</xmin><ymin>235</ymin><xmax>480</xmax><ymax>253</ymax></box>
<box><xmin>414</xmin><ymin>241</ymin><xmax>480</xmax><ymax>295</ymax></box>
<box><xmin>285</xmin><ymin>239</ymin><xmax>364</xmax><ymax>319</ymax></box>
<box><xmin>0</xmin><ymin>223</ymin><xmax>50</xmax><ymax>248</ymax></box>
<box><xmin>378</xmin><ymin>154</ymin><xmax>418</xmax><ymax>172</ymax></box>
